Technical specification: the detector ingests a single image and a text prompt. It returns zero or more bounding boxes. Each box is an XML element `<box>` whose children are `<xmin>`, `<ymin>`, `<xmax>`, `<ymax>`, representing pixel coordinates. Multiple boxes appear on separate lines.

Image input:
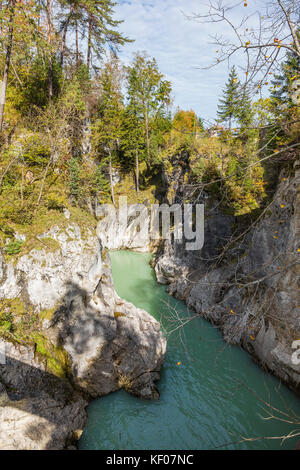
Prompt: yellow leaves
<box><xmin>265</xmin><ymin>82</ymin><xmax>269</xmax><ymax>85</ymax></box>
<box><xmin>245</xmin><ymin>41</ymin><xmax>250</xmax><ymax>47</ymax></box>
<box><xmin>114</xmin><ymin>312</ymin><xmax>125</xmax><ymax>318</ymax></box>
<box><xmin>291</xmin><ymin>75</ymin><xmax>298</xmax><ymax>81</ymax></box>
<box><xmin>250</xmin><ymin>335</ymin><xmax>255</xmax><ymax>341</ymax></box>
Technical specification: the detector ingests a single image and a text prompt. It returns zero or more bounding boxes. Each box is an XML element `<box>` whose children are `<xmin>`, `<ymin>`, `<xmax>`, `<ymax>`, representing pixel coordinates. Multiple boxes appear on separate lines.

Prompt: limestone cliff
<box><xmin>154</xmin><ymin>152</ymin><xmax>300</xmax><ymax>392</ymax></box>
<box><xmin>0</xmin><ymin>220</ymin><xmax>166</xmax><ymax>449</ymax></box>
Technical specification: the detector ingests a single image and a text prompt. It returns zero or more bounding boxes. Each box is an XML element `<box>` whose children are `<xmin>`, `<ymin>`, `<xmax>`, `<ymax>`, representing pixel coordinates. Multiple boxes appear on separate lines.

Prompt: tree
<box><xmin>93</xmin><ymin>54</ymin><xmax>124</xmax><ymax>204</ymax></box>
<box><xmin>0</xmin><ymin>0</ymin><xmax>16</xmax><ymax>133</ymax></box>
<box><xmin>57</xmin><ymin>0</ymin><xmax>131</xmax><ymax>72</ymax></box>
<box><xmin>187</xmin><ymin>0</ymin><xmax>300</xmax><ymax>91</ymax></box>
<box><xmin>271</xmin><ymin>34</ymin><xmax>300</xmax><ymax>109</ymax></box>
<box><xmin>121</xmin><ymin>105</ymin><xmax>145</xmax><ymax>192</ymax></box>
<box><xmin>238</xmin><ymin>86</ymin><xmax>253</xmax><ymax>128</ymax></box>
<box><xmin>85</xmin><ymin>0</ymin><xmax>132</xmax><ymax>71</ymax></box>
<box><xmin>217</xmin><ymin>66</ymin><xmax>240</xmax><ymax>129</ymax></box>
<box><xmin>126</xmin><ymin>52</ymin><xmax>172</xmax><ymax>169</ymax></box>
<box><xmin>173</xmin><ymin>109</ymin><xmax>203</xmax><ymax>135</ymax></box>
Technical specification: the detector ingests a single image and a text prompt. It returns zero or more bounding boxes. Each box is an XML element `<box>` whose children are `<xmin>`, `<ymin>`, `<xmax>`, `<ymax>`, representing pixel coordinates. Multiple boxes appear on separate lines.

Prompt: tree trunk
<box><xmin>144</xmin><ymin>110</ymin><xmax>150</xmax><ymax>169</ymax></box>
<box><xmin>0</xmin><ymin>0</ymin><xmax>16</xmax><ymax>133</ymax></box>
<box><xmin>75</xmin><ymin>14</ymin><xmax>79</xmax><ymax>68</ymax></box>
<box><xmin>135</xmin><ymin>147</ymin><xmax>139</xmax><ymax>192</ymax></box>
<box><xmin>87</xmin><ymin>16</ymin><xmax>92</xmax><ymax>71</ymax></box>
<box><xmin>46</xmin><ymin>0</ymin><xmax>53</xmax><ymax>100</ymax></box>
<box><xmin>60</xmin><ymin>6</ymin><xmax>74</xmax><ymax>67</ymax></box>
<box><xmin>108</xmin><ymin>151</ymin><xmax>115</xmax><ymax>206</ymax></box>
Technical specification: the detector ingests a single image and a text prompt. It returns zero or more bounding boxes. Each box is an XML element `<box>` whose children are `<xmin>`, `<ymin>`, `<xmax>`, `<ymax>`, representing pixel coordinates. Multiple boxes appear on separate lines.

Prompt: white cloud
<box><xmin>114</xmin><ymin>0</ymin><xmax>246</xmax><ymax>121</ymax></box>
<box><xmin>114</xmin><ymin>0</ymin><xmax>276</xmax><ymax>122</ymax></box>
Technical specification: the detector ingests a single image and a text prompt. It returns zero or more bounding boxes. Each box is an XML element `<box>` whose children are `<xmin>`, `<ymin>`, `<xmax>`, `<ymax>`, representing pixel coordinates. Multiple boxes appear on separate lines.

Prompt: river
<box><xmin>79</xmin><ymin>250</ymin><xmax>300</xmax><ymax>450</ymax></box>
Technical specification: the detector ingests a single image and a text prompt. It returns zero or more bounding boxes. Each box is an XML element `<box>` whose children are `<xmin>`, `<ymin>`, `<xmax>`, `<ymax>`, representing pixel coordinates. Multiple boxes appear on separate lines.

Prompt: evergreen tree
<box><xmin>121</xmin><ymin>105</ymin><xmax>145</xmax><ymax>192</ymax></box>
<box><xmin>271</xmin><ymin>34</ymin><xmax>300</xmax><ymax>110</ymax></box>
<box><xmin>237</xmin><ymin>86</ymin><xmax>253</xmax><ymax>128</ymax></box>
<box><xmin>217</xmin><ymin>66</ymin><xmax>240</xmax><ymax>129</ymax></box>
<box><xmin>92</xmin><ymin>162</ymin><xmax>110</xmax><ymax>200</ymax></box>
<box><xmin>93</xmin><ymin>54</ymin><xmax>124</xmax><ymax>204</ymax></box>
<box><xmin>58</xmin><ymin>0</ymin><xmax>131</xmax><ymax>71</ymax></box>
<box><xmin>126</xmin><ymin>52</ymin><xmax>172</xmax><ymax>168</ymax></box>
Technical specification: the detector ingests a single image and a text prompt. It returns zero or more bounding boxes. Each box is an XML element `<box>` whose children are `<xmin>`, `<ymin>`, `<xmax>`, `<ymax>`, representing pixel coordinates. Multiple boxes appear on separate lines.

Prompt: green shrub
<box><xmin>22</xmin><ymin>134</ymin><xmax>51</xmax><ymax>167</ymax></box>
<box><xmin>4</xmin><ymin>240</ymin><xmax>24</xmax><ymax>256</ymax></box>
<box><xmin>45</xmin><ymin>193</ymin><xmax>66</xmax><ymax>211</ymax></box>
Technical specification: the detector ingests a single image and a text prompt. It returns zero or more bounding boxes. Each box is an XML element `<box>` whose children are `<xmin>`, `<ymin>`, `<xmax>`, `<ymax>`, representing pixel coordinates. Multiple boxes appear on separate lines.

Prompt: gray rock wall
<box><xmin>155</xmin><ymin>157</ymin><xmax>300</xmax><ymax>392</ymax></box>
<box><xmin>0</xmin><ymin>220</ymin><xmax>166</xmax><ymax>449</ymax></box>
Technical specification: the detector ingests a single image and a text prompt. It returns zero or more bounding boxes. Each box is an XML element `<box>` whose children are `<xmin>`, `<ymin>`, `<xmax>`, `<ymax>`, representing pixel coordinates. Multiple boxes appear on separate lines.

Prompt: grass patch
<box><xmin>0</xmin><ymin>298</ymin><xmax>69</xmax><ymax>378</ymax></box>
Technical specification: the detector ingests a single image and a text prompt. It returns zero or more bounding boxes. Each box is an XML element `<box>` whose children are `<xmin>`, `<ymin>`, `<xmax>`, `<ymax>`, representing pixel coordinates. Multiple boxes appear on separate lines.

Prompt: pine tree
<box><xmin>93</xmin><ymin>54</ymin><xmax>124</xmax><ymax>204</ymax></box>
<box><xmin>271</xmin><ymin>34</ymin><xmax>300</xmax><ymax>109</ymax></box>
<box><xmin>126</xmin><ymin>53</ymin><xmax>172</xmax><ymax>169</ymax></box>
<box><xmin>217</xmin><ymin>66</ymin><xmax>240</xmax><ymax>129</ymax></box>
<box><xmin>121</xmin><ymin>106</ymin><xmax>145</xmax><ymax>192</ymax></box>
<box><xmin>58</xmin><ymin>0</ymin><xmax>131</xmax><ymax>71</ymax></box>
<box><xmin>238</xmin><ymin>86</ymin><xmax>253</xmax><ymax>128</ymax></box>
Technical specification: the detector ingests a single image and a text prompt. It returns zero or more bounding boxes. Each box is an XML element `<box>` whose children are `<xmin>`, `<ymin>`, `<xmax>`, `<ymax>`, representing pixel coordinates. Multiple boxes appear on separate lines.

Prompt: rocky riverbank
<box><xmin>154</xmin><ymin>151</ymin><xmax>300</xmax><ymax>393</ymax></box>
<box><xmin>0</xmin><ymin>219</ymin><xmax>166</xmax><ymax>449</ymax></box>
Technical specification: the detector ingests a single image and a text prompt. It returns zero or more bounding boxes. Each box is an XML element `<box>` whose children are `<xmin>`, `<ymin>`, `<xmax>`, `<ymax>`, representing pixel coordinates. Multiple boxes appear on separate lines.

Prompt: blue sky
<box><xmin>114</xmin><ymin>0</ymin><xmax>259</xmax><ymax>122</ymax></box>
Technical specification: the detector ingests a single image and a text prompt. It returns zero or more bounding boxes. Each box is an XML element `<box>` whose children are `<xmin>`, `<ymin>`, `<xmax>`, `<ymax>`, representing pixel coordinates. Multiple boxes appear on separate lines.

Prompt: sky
<box><xmin>114</xmin><ymin>0</ymin><xmax>263</xmax><ymax>122</ymax></box>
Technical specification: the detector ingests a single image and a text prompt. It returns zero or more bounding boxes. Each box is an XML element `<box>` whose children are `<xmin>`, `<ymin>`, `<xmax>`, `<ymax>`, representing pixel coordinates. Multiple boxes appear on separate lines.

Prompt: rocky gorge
<box><xmin>0</xmin><ymin>220</ymin><xmax>166</xmax><ymax>449</ymax></box>
<box><xmin>0</xmin><ymin>150</ymin><xmax>299</xmax><ymax>450</ymax></box>
<box><xmin>154</xmin><ymin>151</ymin><xmax>300</xmax><ymax>393</ymax></box>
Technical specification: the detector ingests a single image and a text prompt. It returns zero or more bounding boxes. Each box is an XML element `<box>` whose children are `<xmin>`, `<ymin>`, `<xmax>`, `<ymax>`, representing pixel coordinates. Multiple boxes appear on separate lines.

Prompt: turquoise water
<box><xmin>79</xmin><ymin>251</ymin><xmax>300</xmax><ymax>450</ymax></box>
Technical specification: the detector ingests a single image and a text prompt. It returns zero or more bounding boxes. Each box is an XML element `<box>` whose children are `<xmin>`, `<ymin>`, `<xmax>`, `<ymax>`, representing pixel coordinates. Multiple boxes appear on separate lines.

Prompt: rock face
<box><xmin>0</xmin><ymin>341</ymin><xmax>87</xmax><ymax>450</ymax></box>
<box><xmin>0</xmin><ymin>221</ymin><xmax>166</xmax><ymax>449</ymax></box>
<box><xmin>155</xmin><ymin>156</ymin><xmax>300</xmax><ymax>392</ymax></box>
<box><xmin>96</xmin><ymin>201</ymin><xmax>150</xmax><ymax>252</ymax></box>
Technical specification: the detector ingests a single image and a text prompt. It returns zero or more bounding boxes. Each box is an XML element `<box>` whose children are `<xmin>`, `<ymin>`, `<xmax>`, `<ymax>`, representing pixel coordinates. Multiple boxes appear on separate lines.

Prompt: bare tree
<box><xmin>187</xmin><ymin>0</ymin><xmax>300</xmax><ymax>91</ymax></box>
